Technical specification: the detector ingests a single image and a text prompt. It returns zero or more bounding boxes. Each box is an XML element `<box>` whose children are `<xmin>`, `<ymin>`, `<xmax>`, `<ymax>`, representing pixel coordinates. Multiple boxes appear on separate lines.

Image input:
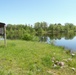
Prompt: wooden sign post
<box><xmin>0</xmin><ymin>22</ymin><xmax>6</xmax><ymax>46</ymax></box>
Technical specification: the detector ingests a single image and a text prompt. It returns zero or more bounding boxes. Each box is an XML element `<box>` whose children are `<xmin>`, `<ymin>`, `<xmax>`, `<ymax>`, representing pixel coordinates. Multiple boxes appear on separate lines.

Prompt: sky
<box><xmin>0</xmin><ymin>0</ymin><xmax>76</xmax><ymax>25</ymax></box>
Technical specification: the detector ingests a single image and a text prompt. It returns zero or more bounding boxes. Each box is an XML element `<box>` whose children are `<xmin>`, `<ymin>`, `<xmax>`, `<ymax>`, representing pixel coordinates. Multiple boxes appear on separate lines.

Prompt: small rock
<box><xmin>53</xmin><ymin>64</ymin><xmax>57</xmax><ymax>67</ymax></box>
<box><xmin>58</xmin><ymin>62</ymin><xmax>64</xmax><ymax>66</ymax></box>
<box><xmin>71</xmin><ymin>53</ymin><xmax>75</xmax><ymax>57</ymax></box>
<box><xmin>71</xmin><ymin>68</ymin><xmax>75</xmax><ymax>71</ymax></box>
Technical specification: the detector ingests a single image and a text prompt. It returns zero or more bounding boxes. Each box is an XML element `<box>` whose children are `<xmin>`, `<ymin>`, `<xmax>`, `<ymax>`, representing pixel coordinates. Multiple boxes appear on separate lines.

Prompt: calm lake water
<box><xmin>39</xmin><ymin>35</ymin><xmax>76</xmax><ymax>52</ymax></box>
<box><xmin>54</xmin><ymin>37</ymin><xmax>76</xmax><ymax>52</ymax></box>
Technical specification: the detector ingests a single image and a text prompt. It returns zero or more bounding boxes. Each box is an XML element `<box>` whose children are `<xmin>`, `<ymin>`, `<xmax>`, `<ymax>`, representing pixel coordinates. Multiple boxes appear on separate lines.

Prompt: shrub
<box><xmin>22</xmin><ymin>33</ymin><xmax>33</xmax><ymax>41</ymax></box>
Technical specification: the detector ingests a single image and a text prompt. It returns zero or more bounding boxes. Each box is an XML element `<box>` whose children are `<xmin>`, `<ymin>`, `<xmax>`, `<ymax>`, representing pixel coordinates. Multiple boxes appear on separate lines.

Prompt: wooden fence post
<box><xmin>4</xmin><ymin>24</ymin><xmax>6</xmax><ymax>46</ymax></box>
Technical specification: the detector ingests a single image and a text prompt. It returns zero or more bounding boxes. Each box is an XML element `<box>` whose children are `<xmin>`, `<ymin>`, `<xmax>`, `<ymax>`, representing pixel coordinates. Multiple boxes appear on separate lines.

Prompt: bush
<box><xmin>22</xmin><ymin>33</ymin><xmax>33</xmax><ymax>41</ymax></box>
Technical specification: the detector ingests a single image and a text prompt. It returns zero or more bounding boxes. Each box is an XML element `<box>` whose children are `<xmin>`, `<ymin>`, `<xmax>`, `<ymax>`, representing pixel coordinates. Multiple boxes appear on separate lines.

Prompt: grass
<box><xmin>0</xmin><ymin>40</ymin><xmax>76</xmax><ymax>75</ymax></box>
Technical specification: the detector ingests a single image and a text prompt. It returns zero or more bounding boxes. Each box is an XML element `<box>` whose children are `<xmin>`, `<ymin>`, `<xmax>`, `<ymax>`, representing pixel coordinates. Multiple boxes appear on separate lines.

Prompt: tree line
<box><xmin>6</xmin><ymin>22</ymin><xmax>76</xmax><ymax>40</ymax></box>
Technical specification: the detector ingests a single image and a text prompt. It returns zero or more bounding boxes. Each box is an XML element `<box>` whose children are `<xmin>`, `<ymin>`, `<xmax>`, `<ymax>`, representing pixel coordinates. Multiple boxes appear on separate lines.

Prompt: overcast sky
<box><xmin>0</xmin><ymin>0</ymin><xmax>76</xmax><ymax>25</ymax></box>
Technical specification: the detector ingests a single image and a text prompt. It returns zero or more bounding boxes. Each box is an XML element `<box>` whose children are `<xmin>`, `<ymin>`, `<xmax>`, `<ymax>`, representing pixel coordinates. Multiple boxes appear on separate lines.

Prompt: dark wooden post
<box><xmin>0</xmin><ymin>22</ymin><xmax>6</xmax><ymax>46</ymax></box>
<box><xmin>4</xmin><ymin>25</ymin><xmax>6</xmax><ymax>46</ymax></box>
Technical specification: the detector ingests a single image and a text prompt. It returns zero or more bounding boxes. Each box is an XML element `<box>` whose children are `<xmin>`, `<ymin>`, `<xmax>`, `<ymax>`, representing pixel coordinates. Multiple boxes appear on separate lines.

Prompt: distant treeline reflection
<box><xmin>38</xmin><ymin>32</ymin><xmax>76</xmax><ymax>42</ymax></box>
<box><xmin>48</xmin><ymin>33</ymin><xmax>76</xmax><ymax>40</ymax></box>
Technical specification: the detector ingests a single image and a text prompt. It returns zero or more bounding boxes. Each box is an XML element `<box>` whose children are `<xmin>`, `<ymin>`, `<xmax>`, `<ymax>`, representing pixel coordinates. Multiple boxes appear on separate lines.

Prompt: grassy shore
<box><xmin>0</xmin><ymin>40</ymin><xmax>76</xmax><ymax>75</ymax></box>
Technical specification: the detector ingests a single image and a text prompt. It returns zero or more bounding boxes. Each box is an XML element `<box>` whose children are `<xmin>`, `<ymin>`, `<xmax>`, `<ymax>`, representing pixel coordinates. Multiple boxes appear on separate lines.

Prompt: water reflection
<box><xmin>55</xmin><ymin>37</ymin><xmax>76</xmax><ymax>52</ymax></box>
<box><xmin>38</xmin><ymin>33</ymin><xmax>76</xmax><ymax>51</ymax></box>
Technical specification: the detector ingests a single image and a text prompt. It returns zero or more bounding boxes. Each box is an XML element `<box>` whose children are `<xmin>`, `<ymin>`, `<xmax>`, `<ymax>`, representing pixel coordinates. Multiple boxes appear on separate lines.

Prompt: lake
<box><xmin>54</xmin><ymin>37</ymin><xmax>76</xmax><ymax>51</ymax></box>
<box><xmin>39</xmin><ymin>34</ymin><xmax>76</xmax><ymax>52</ymax></box>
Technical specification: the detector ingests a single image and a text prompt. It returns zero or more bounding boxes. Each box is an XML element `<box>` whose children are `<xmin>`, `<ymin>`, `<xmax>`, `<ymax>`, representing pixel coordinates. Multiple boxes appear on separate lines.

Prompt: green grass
<box><xmin>0</xmin><ymin>40</ymin><xmax>76</xmax><ymax>75</ymax></box>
